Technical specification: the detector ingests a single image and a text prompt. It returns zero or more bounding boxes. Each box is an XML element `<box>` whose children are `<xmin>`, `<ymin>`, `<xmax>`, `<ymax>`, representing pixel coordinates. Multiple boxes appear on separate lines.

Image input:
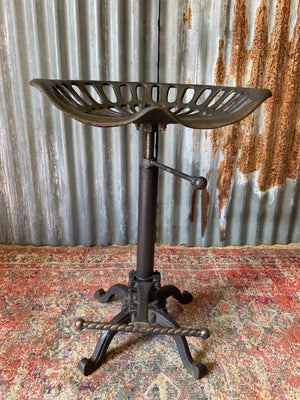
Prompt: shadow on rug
<box><xmin>0</xmin><ymin>244</ymin><xmax>299</xmax><ymax>400</ymax></box>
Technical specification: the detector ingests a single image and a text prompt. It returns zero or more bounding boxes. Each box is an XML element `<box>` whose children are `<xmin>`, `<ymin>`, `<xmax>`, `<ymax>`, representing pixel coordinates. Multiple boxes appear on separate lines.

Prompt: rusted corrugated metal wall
<box><xmin>157</xmin><ymin>0</ymin><xmax>300</xmax><ymax>245</ymax></box>
<box><xmin>0</xmin><ymin>0</ymin><xmax>299</xmax><ymax>247</ymax></box>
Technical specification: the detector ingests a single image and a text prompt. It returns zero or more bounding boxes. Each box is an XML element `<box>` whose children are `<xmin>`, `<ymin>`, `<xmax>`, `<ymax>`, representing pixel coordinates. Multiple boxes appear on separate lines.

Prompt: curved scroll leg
<box><xmin>94</xmin><ymin>284</ymin><xmax>128</xmax><ymax>303</ymax></box>
<box><xmin>78</xmin><ymin>310</ymin><xmax>132</xmax><ymax>376</ymax></box>
<box><xmin>158</xmin><ymin>285</ymin><xmax>193</xmax><ymax>305</ymax></box>
<box><xmin>150</xmin><ymin>308</ymin><xmax>207</xmax><ymax>379</ymax></box>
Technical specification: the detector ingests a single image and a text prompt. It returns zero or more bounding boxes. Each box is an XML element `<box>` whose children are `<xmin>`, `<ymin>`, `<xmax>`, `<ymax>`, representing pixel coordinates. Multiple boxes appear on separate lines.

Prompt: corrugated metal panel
<box><xmin>0</xmin><ymin>0</ymin><xmax>299</xmax><ymax>247</ymax></box>
<box><xmin>0</xmin><ymin>0</ymin><xmax>159</xmax><ymax>246</ymax></box>
<box><xmin>157</xmin><ymin>0</ymin><xmax>300</xmax><ymax>246</ymax></box>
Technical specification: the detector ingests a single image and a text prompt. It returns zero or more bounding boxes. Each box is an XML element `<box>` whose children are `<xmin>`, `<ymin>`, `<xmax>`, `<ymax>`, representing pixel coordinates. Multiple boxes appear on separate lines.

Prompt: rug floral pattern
<box><xmin>0</xmin><ymin>244</ymin><xmax>299</xmax><ymax>399</ymax></box>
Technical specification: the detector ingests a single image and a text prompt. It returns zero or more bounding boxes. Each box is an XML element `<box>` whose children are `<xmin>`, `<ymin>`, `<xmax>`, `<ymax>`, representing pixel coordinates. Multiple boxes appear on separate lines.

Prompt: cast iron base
<box><xmin>77</xmin><ymin>271</ymin><xmax>209</xmax><ymax>379</ymax></box>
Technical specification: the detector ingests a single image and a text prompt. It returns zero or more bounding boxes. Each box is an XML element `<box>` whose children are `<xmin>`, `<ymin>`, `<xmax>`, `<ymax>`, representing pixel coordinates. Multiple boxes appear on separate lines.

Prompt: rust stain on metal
<box><xmin>213</xmin><ymin>0</ymin><xmax>300</xmax><ymax>216</ymax></box>
<box><xmin>215</xmin><ymin>39</ymin><xmax>226</xmax><ymax>86</ymax></box>
<box><xmin>201</xmin><ymin>187</ymin><xmax>210</xmax><ymax>237</ymax></box>
<box><xmin>183</xmin><ymin>2</ymin><xmax>193</xmax><ymax>30</ymax></box>
<box><xmin>228</xmin><ymin>0</ymin><xmax>249</xmax><ymax>86</ymax></box>
<box><xmin>220</xmin><ymin>227</ymin><xmax>226</xmax><ymax>242</ymax></box>
<box><xmin>217</xmin><ymin>124</ymin><xmax>240</xmax><ymax>212</ymax></box>
<box><xmin>254</xmin><ymin>0</ymin><xmax>300</xmax><ymax>192</ymax></box>
<box><xmin>189</xmin><ymin>173</ymin><xmax>210</xmax><ymax>237</ymax></box>
<box><xmin>208</xmin><ymin>129</ymin><xmax>221</xmax><ymax>159</ymax></box>
<box><xmin>188</xmin><ymin>188</ymin><xmax>197</xmax><ymax>222</ymax></box>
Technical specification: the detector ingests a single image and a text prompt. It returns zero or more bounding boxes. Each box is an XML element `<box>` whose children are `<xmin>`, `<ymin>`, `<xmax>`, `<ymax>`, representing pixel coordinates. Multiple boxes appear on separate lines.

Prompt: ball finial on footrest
<box><xmin>199</xmin><ymin>328</ymin><xmax>210</xmax><ymax>339</ymax></box>
<box><xmin>75</xmin><ymin>318</ymin><xmax>85</xmax><ymax>331</ymax></box>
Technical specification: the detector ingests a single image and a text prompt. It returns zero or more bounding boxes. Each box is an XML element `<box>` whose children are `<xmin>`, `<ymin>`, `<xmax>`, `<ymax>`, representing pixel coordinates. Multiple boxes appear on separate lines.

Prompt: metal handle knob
<box><xmin>191</xmin><ymin>176</ymin><xmax>207</xmax><ymax>190</ymax></box>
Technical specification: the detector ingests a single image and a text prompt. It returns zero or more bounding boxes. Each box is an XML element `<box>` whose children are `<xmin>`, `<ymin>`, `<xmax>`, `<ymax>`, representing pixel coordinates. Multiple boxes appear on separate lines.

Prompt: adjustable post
<box><xmin>135</xmin><ymin>124</ymin><xmax>158</xmax><ymax>280</ymax></box>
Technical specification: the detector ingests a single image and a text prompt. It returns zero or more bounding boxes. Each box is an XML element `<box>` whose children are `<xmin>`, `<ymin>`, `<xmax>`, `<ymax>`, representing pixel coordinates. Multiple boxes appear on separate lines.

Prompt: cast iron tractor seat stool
<box><xmin>30</xmin><ymin>79</ymin><xmax>271</xmax><ymax>379</ymax></box>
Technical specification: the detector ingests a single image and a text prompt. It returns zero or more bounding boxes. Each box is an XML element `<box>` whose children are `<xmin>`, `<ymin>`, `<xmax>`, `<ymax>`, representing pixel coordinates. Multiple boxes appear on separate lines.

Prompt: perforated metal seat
<box><xmin>30</xmin><ymin>79</ymin><xmax>271</xmax><ymax>129</ymax></box>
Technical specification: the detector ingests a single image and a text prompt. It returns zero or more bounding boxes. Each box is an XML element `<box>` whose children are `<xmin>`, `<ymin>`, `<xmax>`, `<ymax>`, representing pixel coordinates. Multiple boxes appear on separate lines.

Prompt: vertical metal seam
<box><xmin>157</xmin><ymin>0</ymin><xmax>161</xmax><ymax>83</ymax></box>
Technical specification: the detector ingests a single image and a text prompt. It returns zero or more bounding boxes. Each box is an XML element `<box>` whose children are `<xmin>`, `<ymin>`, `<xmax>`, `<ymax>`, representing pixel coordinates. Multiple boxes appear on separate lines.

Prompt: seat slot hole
<box><xmin>223</xmin><ymin>93</ymin><xmax>244</xmax><ymax>111</ymax></box>
<box><xmin>195</xmin><ymin>89</ymin><xmax>212</xmax><ymax>105</ymax></box>
<box><xmin>102</xmin><ymin>83</ymin><xmax>118</xmax><ymax>103</ymax></box>
<box><xmin>182</xmin><ymin>88</ymin><xmax>195</xmax><ymax>104</ymax></box>
<box><xmin>136</xmin><ymin>85</ymin><xmax>147</xmax><ymax>102</ymax></box>
<box><xmin>151</xmin><ymin>85</ymin><xmax>162</xmax><ymax>102</ymax></box>
<box><xmin>85</xmin><ymin>84</ymin><xmax>103</xmax><ymax>104</ymax></box>
<box><xmin>208</xmin><ymin>90</ymin><xmax>226</xmax><ymax>108</ymax></box>
<box><xmin>167</xmin><ymin>86</ymin><xmax>178</xmax><ymax>103</ymax></box>
<box><xmin>176</xmin><ymin>107</ymin><xmax>191</xmax><ymax>115</ymax></box>
<box><xmin>71</xmin><ymin>84</ymin><xmax>92</xmax><ymax>105</ymax></box>
<box><xmin>120</xmin><ymin>84</ymin><xmax>133</xmax><ymax>102</ymax></box>
<box><xmin>59</xmin><ymin>84</ymin><xmax>82</xmax><ymax>106</ymax></box>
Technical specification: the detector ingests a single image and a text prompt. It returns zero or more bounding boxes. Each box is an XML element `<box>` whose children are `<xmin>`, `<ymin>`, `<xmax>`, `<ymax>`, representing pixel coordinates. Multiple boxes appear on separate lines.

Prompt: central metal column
<box><xmin>135</xmin><ymin>124</ymin><xmax>158</xmax><ymax>280</ymax></box>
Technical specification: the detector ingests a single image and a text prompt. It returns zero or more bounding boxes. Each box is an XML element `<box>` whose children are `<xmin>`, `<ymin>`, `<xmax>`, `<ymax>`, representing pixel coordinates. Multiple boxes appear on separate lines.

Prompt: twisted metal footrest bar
<box><xmin>75</xmin><ymin>318</ymin><xmax>210</xmax><ymax>339</ymax></box>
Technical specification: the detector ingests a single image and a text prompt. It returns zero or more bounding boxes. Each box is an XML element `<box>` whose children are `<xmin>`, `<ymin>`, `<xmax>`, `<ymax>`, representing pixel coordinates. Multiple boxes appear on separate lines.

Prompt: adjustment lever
<box><xmin>148</xmin><ymin>159</ymin><xmax>207</xmax><ymax>190</ymax></box>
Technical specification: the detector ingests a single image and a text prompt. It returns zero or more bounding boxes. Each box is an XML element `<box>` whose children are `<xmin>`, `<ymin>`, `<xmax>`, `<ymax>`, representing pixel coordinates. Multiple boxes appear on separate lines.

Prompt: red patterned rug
<box><xmin>0</xmin><ymin>244</ymin><xmax>299</xmax><ymax>399</ymax></box>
